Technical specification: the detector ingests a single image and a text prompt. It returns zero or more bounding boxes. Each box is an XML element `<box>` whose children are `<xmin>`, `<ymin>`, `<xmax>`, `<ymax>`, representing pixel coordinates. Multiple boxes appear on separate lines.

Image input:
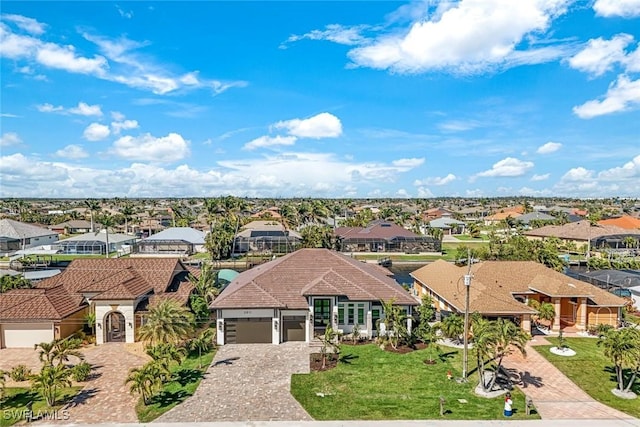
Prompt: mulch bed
<box><xmin>310</xmin><ymin>353</ymin><xmax>339</xmax><ymax>371</ymax></box>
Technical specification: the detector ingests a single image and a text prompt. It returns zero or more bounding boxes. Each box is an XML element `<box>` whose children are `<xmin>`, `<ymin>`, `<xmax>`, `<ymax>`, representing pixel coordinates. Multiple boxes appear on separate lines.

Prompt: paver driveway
<box><xmin>156</xmin><ymin>342</ymin><xmax>314</xmax><ymax>422</ymax></box>
<box><xmin>502</xmin><ymin>338</ymin><xmax>634</xmax><ymax>420</ymax></box>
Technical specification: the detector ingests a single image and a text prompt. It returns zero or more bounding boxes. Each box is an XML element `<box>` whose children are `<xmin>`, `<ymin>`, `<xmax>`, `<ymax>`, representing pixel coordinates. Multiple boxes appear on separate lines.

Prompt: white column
<box><xmin>272</xmin><ymin>316</ymin><xmax>279</xmax><ymax>345</ymax></box>
<box><xmin>366</xmin><ymin>310</ymin><xmax>373</xmax><ymax>339</ymax></box>
<box><xmin>216</xmin><ymin>319</ymin><xmax>224</xmax><ymax>346</ymax></box>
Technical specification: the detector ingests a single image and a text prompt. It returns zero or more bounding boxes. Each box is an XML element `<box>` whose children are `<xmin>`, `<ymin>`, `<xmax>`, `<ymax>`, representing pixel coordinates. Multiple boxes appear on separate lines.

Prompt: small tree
<box><xmin>52</xmin><ymin>336</ymin><xmax>84</xmax><ymax>367</ymax></box>
<box><xmin>440</xmin><ymin>314</ymin><xmax>465</xmax><ymax>343</ymax></box>
<box><xmin>85</xmin><ymin>310</ymin><xmax>96</xmax><ymax>344</ymax></box>
<box><xmin>536</xmin><ymin>302</ymin><xmax>556</xmax><ymax>329</ymax></box>
<box><xmin>137</xmin><ymin>299</ymin><xmax>195</xmax><ymax>346</ymax></box>
<box><xmin>377</xmin><ymin>298</ymin><xmax>409</xmax><ymax>350</ymax></box>
<box><xmin>351</xmin><ymin>323</ymin><xmax>361</xmax><ymax>344</ymax></box>
<box><xmin>126</xmin><ymin>362</ymin><xmax>164</xmax><ymax>405</ymax></box>
<box><xmin>320</xmin><ymin>326</ymin><xmax>341</xmax><ymax>369</ymax></box>
<box><xmin>188</xmin><ymin>329</ymin><xmax>216</xmax><ymax>369</ymax></box>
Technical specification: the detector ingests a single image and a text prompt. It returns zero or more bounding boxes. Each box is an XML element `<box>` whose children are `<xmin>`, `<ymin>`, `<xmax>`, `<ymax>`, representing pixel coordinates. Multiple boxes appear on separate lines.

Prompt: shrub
<box><xmin>71</xmin><ymin>361</ymin><xmax>92</xmax><ymax>382</ymax></box>
<box><xmin>596</xmin><ymin>323</ymin><xmax>614</xmax><ymax>336</ymax></box>
<box><xmin>9</xmin><ymin>364</ymin><xmax>32</xmax><ymax>382</ymax></box>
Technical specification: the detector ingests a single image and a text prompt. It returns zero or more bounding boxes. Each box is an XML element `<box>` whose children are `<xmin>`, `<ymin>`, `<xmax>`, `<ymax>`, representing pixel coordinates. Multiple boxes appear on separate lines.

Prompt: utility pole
<box><xmin>462</xmin><ymin>247</ymin><xmax>472</xmax><ymax>380</ymax></box>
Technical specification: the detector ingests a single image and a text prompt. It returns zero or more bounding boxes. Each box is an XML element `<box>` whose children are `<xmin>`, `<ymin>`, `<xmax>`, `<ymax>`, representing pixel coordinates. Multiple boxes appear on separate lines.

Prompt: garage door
<box><xmin>282</xmin><ymin>316</ymin><xmax>306</xmax><ymax>342</ymax></box>
<box><xmin>224</xmin><ymin>318</ymin><xmax>271</xmax><ymax>344</ymax></box>
<box><xmin>1</xmin><ymin>323</ymin><xmax>53</xmax><ymax>348</ymax></box>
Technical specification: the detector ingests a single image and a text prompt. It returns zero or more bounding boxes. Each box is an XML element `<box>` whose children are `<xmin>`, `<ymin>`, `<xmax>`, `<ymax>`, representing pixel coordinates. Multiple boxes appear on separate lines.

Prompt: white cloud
<box><xmin>36</xmin><ymin>42</ymin><xmax>107</xmax><ymax>74</ymax></box>
<box><xmin>111</xmin><ymin>119</ymin><xmax>139</xmax><ymax>134</ymax></box>
<box><xmin>593</xmin><ymin>0</ymin><xmax>640</xmax><ymax>18</ymax></box>
<box><xmin>283</xmin><ymin>24</ymin><xmax>369</xmax><ymax>47</ymax></box>
<box><xmin>1</xmin><ymin>14</ymin><xmax>46</xmax><ymax>35</ymax></box>
<box><xmin>414</xmin><ymin>173</ymin><xmax>457</xmax><ymax>186</ymax></box>
<box><xmin>83</xmin><ymin>123</ymin><xmax>111</xmax><ymax>141</ymax></box>
<box><xmin>111</xmin><ymin>111</ymin><xmax>125</xmax><ymax>121</ymax></box>
<box><xmin>37</xmin><ymin>103</ymin><xmax>64</xmax><ymax>113</ymax></box>
<box><xmin>560</xmin><ymin>166</ymin><xmax>594</xmax><ymax>181</ymax></box>
<box><xmin>536</xmin><ymin>141</ymin><xmax>562</xmax><ymax>154</ymax></box>
<box><xmin>598</xmin><ymin>154</ymin><xmax>640</xmax><ymax>180</ymax></box>
<box><xmin>116</xmin><ymin>5</ymin><xmax>133</xmax><ymax>19</ymax></box>
<box><xmin>243</xmin><ymin>135</ymin><xmax>297</xmax><ymax>151</ymax></box>
<box><xmin>475</xmin><ymin>157</ymin><xmax>534</xmax><ymax>178</ymax></box>
<box><xmin>347</xmin><ymin>0</ymin><xmax>570</xmax><ymax>74</ymax></box>
<box><xmin>573</xmin><ymin>74</ymin><xmax>640</xmax><ymax>118</ymax></box>
<box><xmin>531</xmin><ymin>173</ymin><xmax>550</xmax><ymax>181</ymax></box>
<box><xmin>55</xmin><ymin>144</ymin><xmax>89</xmax><ymax>159</ymax></box>
<box><xmin>568</xmin><ymin>34</ymin><xmax>634</xmax><ymax>77</ymax></box>
<box><xmin>69</xmin><ymin>102</ymin><xmax>103</xmax><ymax>116</ymax></box>
<box><xmin>111</xmin><ymin>132</ymin><xmax>190</xmax><ymax>162</ymax></box>
<box><xmin>273</xmin><ymin>112</ymin><xmax>343</xmax><ymax>138</ymax></box>
<box><xmin>0</xmin><ymin>132</ymin><xmax>22</xmax><ymax>147</ymax></box>
<box><xmin>416</xmin><ymin>187</ymin><xmax>435</xmax><ymax>197</ymax></box>
<box><xmin>391</xmin><ymin>157</ymin><xmax>425</xmax><ymax>168</ymax></box>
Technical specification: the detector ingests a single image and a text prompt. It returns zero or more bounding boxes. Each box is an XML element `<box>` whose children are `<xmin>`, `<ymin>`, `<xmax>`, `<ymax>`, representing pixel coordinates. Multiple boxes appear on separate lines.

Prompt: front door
<box><xmin>105</xmin><ymin>311</ymin><xmax>126</xmax><ymax>342</ymax></box>
<box><xmin>313</xmin><ymin>298</ymin><xmax>331</xmax><ymax>330</ymax></box>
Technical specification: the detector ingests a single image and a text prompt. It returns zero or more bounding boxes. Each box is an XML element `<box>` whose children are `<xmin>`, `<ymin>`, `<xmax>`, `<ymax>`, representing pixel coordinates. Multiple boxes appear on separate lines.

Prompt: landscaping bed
<box><xmin>292</xmin><ymin>344</ymin><xmax>536</xmax><ymax>420</ymax></box>
<box><xmin>536</xmin><ymin>337</ymin><xmax>640</xmax><ymax>419</ymax></box>
<box><xmin>1</xmin><ymin>386</ymin><xmax>81</xmax><ymax>427</ymax></box>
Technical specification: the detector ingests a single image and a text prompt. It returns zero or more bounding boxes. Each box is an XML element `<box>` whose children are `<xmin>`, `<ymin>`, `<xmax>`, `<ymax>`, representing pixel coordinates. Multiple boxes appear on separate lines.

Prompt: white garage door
<box><xmin>1</xmin><ymin>323</ymin><xmax>53</xmax><ymax>348</ymax></box>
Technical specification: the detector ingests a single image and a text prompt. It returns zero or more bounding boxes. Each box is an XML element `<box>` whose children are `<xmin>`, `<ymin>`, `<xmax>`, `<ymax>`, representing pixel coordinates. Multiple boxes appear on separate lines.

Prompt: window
<box><xmin>348</xmin><ymin>306</ymin><xmax>354</xmax><ymax>324</ymax></box>
<box><xmin>357</xmin><ymin>306</ymin><xmax>365</xmax><ymax>324</ymax></box>
<box><xmin>314</xmin><ymin>299</ymin><xmax>331</xmax><ymax>328</ymax></box>
<box><xmin>338</xmin><ymin>304</ymin><xmax>344</xmax><ymax>324</ymax></box>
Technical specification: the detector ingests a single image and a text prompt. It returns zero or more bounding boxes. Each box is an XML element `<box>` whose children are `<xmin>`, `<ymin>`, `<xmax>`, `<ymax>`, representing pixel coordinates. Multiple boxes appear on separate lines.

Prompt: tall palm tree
<box><xmin>485</xmin><ymin>318</ymin><xmax>529</xmax><ymax>391</ymax></box>
<box><xmin>31</xmin><ymin>364</ymin><xmax>72</xmax><ymax>406</ymax></box>
<box><xmin>137</xmin><ymin>299</ymin><xmax>195</xmax><ymax>346</ymax></box>
<box><xmin>84</xmin><ymin>199</ymin><xmax>101</xmax><ymax>232</ymax></box>
<box><xmin>189</xmin><ymin>263</ymin><xmax>219</xmax><ymax>305</ymax></box>
<box><xmin>471</xmin><ymin>315</ymin><xmax>498</xmax><ymax>388</ymax></box>
<box><xmin>120</xmin><ymin>203</ymin><xmax>135</xmax><ymax>234</ymax></box>
<box><xmin>97</xmin><ymin>213</ymin><xmax>116</xmax><ymax>258</ymax></box>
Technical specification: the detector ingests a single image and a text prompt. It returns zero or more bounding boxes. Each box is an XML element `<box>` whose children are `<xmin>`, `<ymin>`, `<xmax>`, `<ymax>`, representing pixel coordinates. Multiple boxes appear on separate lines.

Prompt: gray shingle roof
<box><xmin>0</xmin><ymin>219</ymin><xmax>58</xmax><ymax>239</ymax></box>
<box><xmin>143</xmin><ymin>227</ymin><xmax>206</xmax><ymax>244</ymax></box>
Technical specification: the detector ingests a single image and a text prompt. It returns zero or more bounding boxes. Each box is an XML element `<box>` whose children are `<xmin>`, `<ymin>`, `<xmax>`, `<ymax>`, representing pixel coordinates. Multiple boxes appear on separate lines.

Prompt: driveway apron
<box><xmin>155</xmin><ymin>342</ymin><xmax>313</xmax><ymax>422</ymax></box>
<box><xmin>502</xmin><ymin>339</ymin><xmax>634</xmax><ymax>420</ymax></box>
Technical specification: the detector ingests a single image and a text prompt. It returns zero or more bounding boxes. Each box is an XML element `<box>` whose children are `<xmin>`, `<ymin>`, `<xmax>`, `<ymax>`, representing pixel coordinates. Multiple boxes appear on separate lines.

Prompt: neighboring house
<box><xmin>54</xmin><ymin>230</ymin><xmax>137</xmax><ymax>255</ymax></box>
<box><xmin>132</xmin><ymin>227</ymin><xmax>206</xmax><ymax>256</ymax></box>
<box><xmin>250</xmin><ymin>207</ymin><xmax>282</xmax><ymax>219</ymax></box>
<box><xmin>0</xmin><ymin>258</ymin><xmax>196</xmax><ymax>348</ymax></box>
<box><xmin>516</xmin><ymin>211</ymin><xmax>556</xmax><ymax>227</ymax></box>
<box><xmin>422</xmin><ymin>207</ymin><xmax>455</xmax><ymax>221</ymax></box>
<box><xmin>411</xmin><ymin>260</ymin><xmax>626</xmax><ymax>333</ymax></box>
<box><xmin>524</xmin><ymin>221</ymin><xmax>640</xmax><ymax>250</ymax></box>
<box><xmin>0</xmin><ymin>219</ymin><xmax>59</xmax><ymax>255</ymax></box>
<box><xmin>335</xmin><ymin>220</ymin><xmax>441</xmax><ymax>253</ymax></box>
<box><xmin>483</xmin><ymin>211</ymin><xmax>522</xmax><ymax>226</ymax></box>
<box><xmin>427</xmin><ymin>217</ymin><xmax>467</xmax><ymax>235</ymax></box>
<box><xmin>233</xmin><ymin>220</ymin><xmax>302</xmax><ymax>254</ymax></box>
<box><xmin>211</xmin><ymin>248</ymin><xmax>418</xmax><ymax>345</ymax></box>
<box><xmin>598</xmin><ymin>215</ymin><xmax>640</xmax><ymax>230</ymax></box>
<box><xmin>48</xmin><ymin>220</ymin><xmax>93</xmax><ymax>235</ymax></box>
<box><xmin>571</xmin><ymin>269</ymin><xmax>640</xmax><ymax>311</ymax></box>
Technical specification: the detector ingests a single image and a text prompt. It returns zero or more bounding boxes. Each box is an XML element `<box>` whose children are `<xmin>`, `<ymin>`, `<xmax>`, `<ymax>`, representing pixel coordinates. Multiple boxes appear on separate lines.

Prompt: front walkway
<box><xmin>155</xmin><ymin>342</ymin><xmax>314</xmax><ymax>422</ymax></box>
<box><xmin>48</xmin><ymin>343</ymin><xmax>148</xmax><ymax>424</ymax></box>
<box><xmin>502</xmin><ymin>337</ymin><xmax>634</xmax><ymax>420</ymax></box>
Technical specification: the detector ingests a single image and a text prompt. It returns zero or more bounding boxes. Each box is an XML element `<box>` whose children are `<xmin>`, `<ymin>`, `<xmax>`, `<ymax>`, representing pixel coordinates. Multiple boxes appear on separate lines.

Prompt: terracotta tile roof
<box><xmin>411</xmin><ymin>260</ymin><xmax>626</xmax><ymax>316</ymax></box>
<box><xmin>485</xmin><ymin>212</ymin><xmax>522</xmax><ymax>221</ymax></box>
<box><xmin>598</xmin><ymin>215</ymin><xmax>640</xmax><ymax>230</ymax></box>
<box><xmin>211</xmin><ymin>248</ymin><xmax>418</xmax><ymax>309</ymax></box>
<box><xmin>0</xmin><ymin>285</ymin><xmax>86</xmax><ymax>321</ymax></box>
<box><xmin>524</xmin><ymin>221</ymin><xmax>640</xmax><ymax>241</ymax></box>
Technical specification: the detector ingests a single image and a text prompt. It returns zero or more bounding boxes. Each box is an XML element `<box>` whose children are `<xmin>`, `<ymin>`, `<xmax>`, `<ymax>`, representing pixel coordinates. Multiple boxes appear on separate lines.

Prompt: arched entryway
<box><xmin>105</xmin><ymin>311</ymin><xmax>126</xmax><ymax>342</ymax></box>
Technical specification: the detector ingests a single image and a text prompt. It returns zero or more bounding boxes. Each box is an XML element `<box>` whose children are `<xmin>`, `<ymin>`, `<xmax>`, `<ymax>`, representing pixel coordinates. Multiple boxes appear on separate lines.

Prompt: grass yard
<box><xmin>453</xmin><ymin>235</ymin><xmax>489</xmax><ymax>242</ymax></box>
<box><xmin>291</xmin><ymin>344</ymin><xmax>536</xmax><ymax>420</ymax></box>
<box><xmin>536</xmin><ymin>337</ymin><xmax>640</xmax><ymax>419</ymax></box>
<box><xmin>0</xmin><ymin>386</ymin><xmax>81</xmax><ymax>427</ymax></box>
<box><xmin>135</xmin><ymin>349</ymin><xmax>216</xmax><ymax>422</ymax></box>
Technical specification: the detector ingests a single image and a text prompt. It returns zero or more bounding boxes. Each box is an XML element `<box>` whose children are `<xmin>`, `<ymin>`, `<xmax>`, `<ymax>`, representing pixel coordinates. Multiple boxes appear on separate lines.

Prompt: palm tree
<box><xmin>52</xmin><ymin>336</ymin><xmax>84</xmax><ymax>367</ymax></box>
<box><xmin>598</xmin><ymin>327</ymin><xmax>640</xmax><ymax>393</ymax></box>
<box><xmin>536</xmin><ymin>302</ymin><xmax>556</xmax><ymax>330</ymax></box>
<box><xmin>97</xmin><ymin>213</ymin><xmax>116</xmax><ymax>258</ymax></box>
<box><xmin>137</xmin><ymin>299</ymin><xmax>195</xmax><ymax>346</ymax></box>
<box><xmin>85</xmin><ymin>310</ymin><xmax>96</xmax><ymax>344</ymax></box>
<box><xmin>188</xmin><ymin>329</ymin><xmax>216</xmax><ymax>368</ymax></box>
<box><xmin>145</xmin><ymin>343</ymin><xmax>186</xmax><ymax>381</ymax></box>
<box><xmin>120</xmin><ymin>203</ymin><xmax>135</xmax><ymax>234</ymax></box>
<box><xmin>471</xmin><ymin>316</ymin><xmax>498</xmax><ymax>389</ymax></box>
<box><xmin>485</xmin><ymin>318</ymin><xmax>529</xmax><ymax>391</ymax></box>
<box><xmin>440</xmin><ymin>314</ymin><xmax>465</xmax><ymax>343</ymax></box>
<box><xmin>35</xmin><ymin>341</ymin><xmax>57</xmax><ymax>366</ymax></box>
<box><xmin>189</xmin><ymin>263</ymin><xmax>219</xmax><ymax>305</ymax></box>
<box><xmin>31</xmin><ymin>364</ymin><xmax>72</xmax><ymax>406</ymax></box>
<box><xmin>84</xmin><ymin>199</ymin><xmax>101</xmax><ymax>232</ymax></box>
<box><xmin>126</xmin><ymin>362</ymin><xmax>163</xmax><ymax>405</ymax></box>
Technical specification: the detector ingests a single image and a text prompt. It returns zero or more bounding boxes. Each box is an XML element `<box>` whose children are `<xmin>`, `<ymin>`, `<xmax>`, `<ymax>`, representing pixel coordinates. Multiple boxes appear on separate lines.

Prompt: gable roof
<box><xmin>49</xmin><ymin>220</ymin><xmax>92</xmax><ymax>230</ymax></box>
<box><xmin>0</xmin><ymin>285</ymin><xmax>86</xmax><ymax>321</ymax></box>
<box><xmin>411</xmin><ymin>260</ymin><xmax>625</xmax><ymax>315</ymax></box>
<box><xmin>211</xmin><ymin>248</ymin><xmax>418</xmax><ymax>310</ymax></box>
<box><xmin>516</xmin><ymin>211</ymin><xmax>556</xmax><ymax>223</ymax></box>
<box><xmin>0</xmin><ymin>219</ymin><xmax>58</xmax><ymax>239</ymax></box>
<box><xmin>57</xmin><ymin>230</ymin><xmax>137</xmax><ymax>244</ymax></box>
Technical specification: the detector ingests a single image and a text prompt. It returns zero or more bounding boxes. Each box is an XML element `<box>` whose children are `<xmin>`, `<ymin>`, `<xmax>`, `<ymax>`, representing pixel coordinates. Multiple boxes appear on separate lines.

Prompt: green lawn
<box><xmin>135</xmin><ymin>349</ymin><xmax>216</xmax><ymax>422</ymax></box>
<box><xmin>536</xmin><ymin>337</ymin><xmax>640</xmax><ymax>418</ymax></box>
<box><xmin>1</xmin><ymin>387</ymin><xmax>81</xmax><ymax>427</ymax></box>
<box><xmin>453</xmin><ymin>235</ymin><xmax>489</xmax><ymax>242</ymax></box>
<box><xmin>291</xmin><ymin>344</ymin><xmax>536</xmax><ymax>420</ymax></box>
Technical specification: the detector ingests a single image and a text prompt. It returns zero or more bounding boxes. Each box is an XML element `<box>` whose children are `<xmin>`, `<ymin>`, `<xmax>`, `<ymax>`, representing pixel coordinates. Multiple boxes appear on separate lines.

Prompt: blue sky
<box><xmin>1</xmin><ymin>0</ymin><xmax>639</xmax><ymax>199</ymax></box>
